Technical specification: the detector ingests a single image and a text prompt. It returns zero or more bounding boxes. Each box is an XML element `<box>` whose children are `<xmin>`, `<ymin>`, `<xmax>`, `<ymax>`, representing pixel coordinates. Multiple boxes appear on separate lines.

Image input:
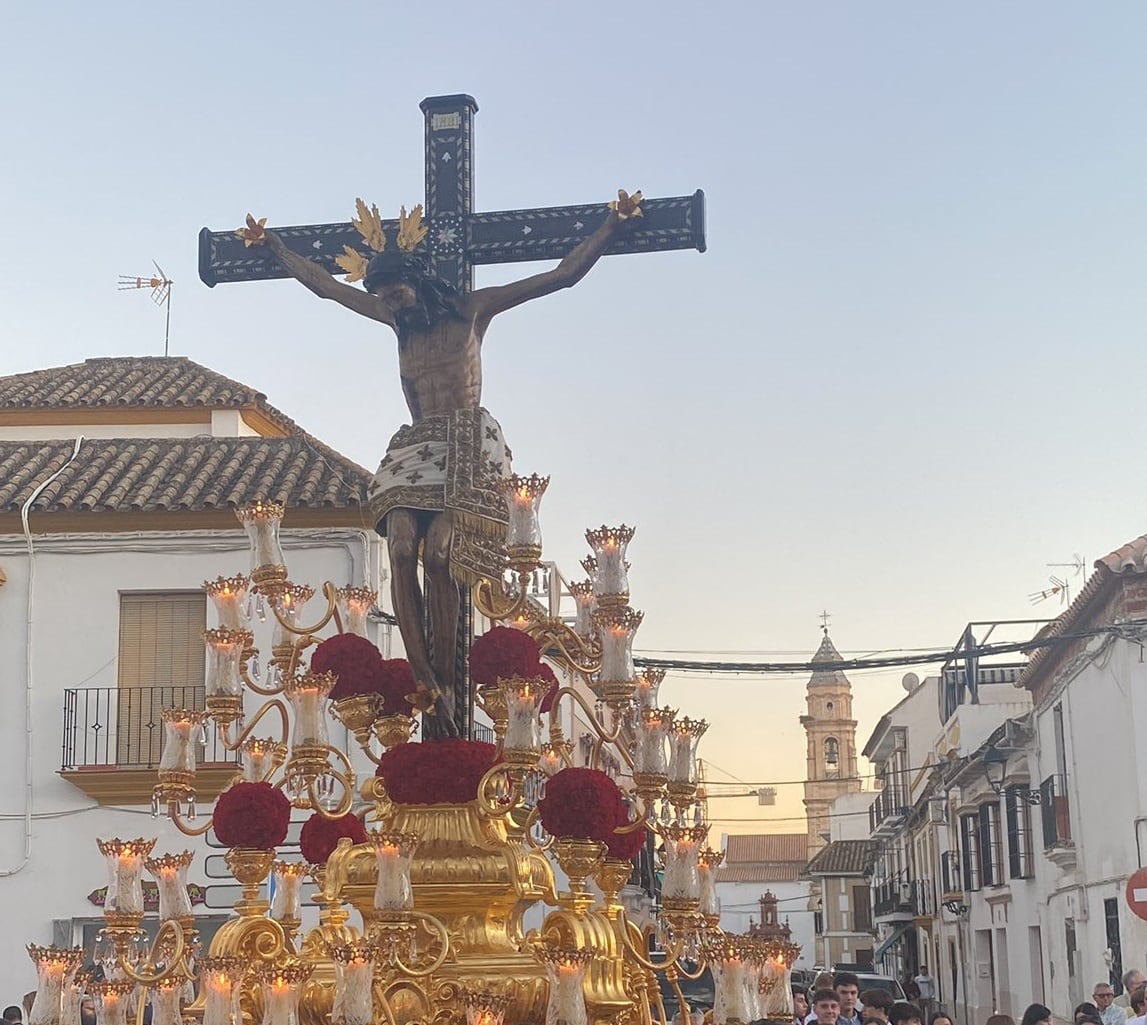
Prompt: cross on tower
<box><xmin>198</xmin><ymin>94</ymin><xmax>706</xmax><ymax>292</ymax></box>
<box><xmin>819</xmin><ymin>609</ymin><xmax>831</xmax><ymax>635</ymax></box>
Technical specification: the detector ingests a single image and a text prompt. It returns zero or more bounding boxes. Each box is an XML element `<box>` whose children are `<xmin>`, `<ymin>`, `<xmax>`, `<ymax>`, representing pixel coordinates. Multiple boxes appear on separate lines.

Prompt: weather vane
<box><xmin>118</xmin><ymin>262</ymin><xmax>173</xmax><ymax>355</ymax></box>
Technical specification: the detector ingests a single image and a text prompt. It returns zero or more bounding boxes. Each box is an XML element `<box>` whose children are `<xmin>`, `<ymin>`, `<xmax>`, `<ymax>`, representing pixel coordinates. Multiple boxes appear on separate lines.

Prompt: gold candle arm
<box><xmin>547</xmin><ymin>686</ymin><xmax>634</xmax><ymax>770</ymax></box>
<box><xmin>219</xmin><ymin>698</ymin><xmax>290</xmax><ymax>751</ymax></box>
<box><xmin>167</xmin><ymin>803</ymin><xmax>214</xmax><ymax>837</ymax></box>
<box><xmin>390</xmin><ymin>911</ymin><xmax>451</xmax><ymax>977</ymax></box>
<box><xmin>614</xmin><ymin>908</ymin><xmax>687</xmax><ymax>973</ymax></box>
<box><xmin>118</xmin><ymin>918</ymin><xmax>188</xmax><ymax>984</ymax></box>
<box><xmin>267</xmin><ymin>581</ymin><xmax>340</xmax><ymax>637</ymax></box>
<box><xmin>305</xmin><ymin>764</ymin><xmax>355</xmax><ymax>818</ymax></box>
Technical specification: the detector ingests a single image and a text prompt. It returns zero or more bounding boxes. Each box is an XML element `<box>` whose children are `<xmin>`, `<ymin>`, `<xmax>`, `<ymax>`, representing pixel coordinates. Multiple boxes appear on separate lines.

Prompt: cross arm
<box><xmin>465</xmin><ymin>190</ymin><xmax>705</xmax><ymax>266</ymax></box>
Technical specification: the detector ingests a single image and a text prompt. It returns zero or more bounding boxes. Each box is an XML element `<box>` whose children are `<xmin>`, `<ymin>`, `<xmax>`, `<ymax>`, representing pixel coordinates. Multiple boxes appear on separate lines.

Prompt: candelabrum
<box><xmin>32</xmin><ymin>468</ymin><xmax>801</xmax><ymax>1025</ymax></box>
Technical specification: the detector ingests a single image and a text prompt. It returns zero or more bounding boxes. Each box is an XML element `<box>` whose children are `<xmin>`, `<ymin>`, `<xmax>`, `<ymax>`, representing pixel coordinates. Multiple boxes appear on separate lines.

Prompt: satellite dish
<box><xmin>902</xmin><ymin>672</ymin><xmax>920</xmax><ymax>692</ymax></box>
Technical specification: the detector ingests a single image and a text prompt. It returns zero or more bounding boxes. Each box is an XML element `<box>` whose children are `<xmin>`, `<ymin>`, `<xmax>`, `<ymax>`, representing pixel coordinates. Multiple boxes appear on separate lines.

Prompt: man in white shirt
<box><xmin>914</xmin><ymin>966</ymin><xmax>937</xmax><ymax>1020</ymax></box>
<box><xmin>1094</xmin><ymin>983</ymin><xmax>1128</xmax><ymax>1025</ymax></box>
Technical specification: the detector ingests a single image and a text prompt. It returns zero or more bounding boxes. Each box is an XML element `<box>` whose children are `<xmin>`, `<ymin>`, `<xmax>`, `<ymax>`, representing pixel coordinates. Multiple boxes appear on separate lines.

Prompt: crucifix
<box><xmin>198</xmin><ymin>94</ymin><xmax>706</xmax><ymax>739</ymax></box>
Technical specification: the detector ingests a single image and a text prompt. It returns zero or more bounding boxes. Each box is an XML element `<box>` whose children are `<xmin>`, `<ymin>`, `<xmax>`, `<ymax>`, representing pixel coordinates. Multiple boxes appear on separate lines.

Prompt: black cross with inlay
<box><xmin>198</xmin><ymin>94</ymin><xmax>705</xmax><ymax>293</ymax></box>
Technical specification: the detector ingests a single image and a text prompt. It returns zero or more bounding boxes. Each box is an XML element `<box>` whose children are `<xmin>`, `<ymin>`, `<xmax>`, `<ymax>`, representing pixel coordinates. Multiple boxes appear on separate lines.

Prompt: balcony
<box><xmin>873</xmin><ymin>874</ymin><xmax>930</xmax><ymax>921</ymax></box>
<box><xmin>869</xmin><ymin>784</ymin><xmax>909</xmax><ymax>837</ymax></box>
<box><xmin>1040</xmin><ymin>774</ymin><xmax>1076</xmax><ymax>869</ymax></box>
<box><xmin>60</xmin><ymin>686</ymin><xmax>239</xmax><ymax>805</ymax></box>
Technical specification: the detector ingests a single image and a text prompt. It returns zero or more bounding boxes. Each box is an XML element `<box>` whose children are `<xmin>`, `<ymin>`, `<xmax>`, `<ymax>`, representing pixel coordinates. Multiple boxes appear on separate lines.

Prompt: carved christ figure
<box><xmin>239</xmin><ymin>192</ymin><xmax>643</xmax><ymax>736</ymax></box>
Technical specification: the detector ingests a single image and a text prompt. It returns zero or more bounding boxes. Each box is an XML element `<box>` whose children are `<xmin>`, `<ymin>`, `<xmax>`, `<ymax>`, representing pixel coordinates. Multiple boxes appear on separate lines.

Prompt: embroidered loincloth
<box><xmin>368</xmin><ymin>408</ymin><xmax>512</xmax><ymax>586</ymax></box>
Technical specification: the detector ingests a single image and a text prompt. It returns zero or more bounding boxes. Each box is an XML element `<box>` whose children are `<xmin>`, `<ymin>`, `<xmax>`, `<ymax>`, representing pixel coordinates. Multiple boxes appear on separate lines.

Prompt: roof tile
<box><xmin>804</xmin><ymin>839</ymin><xmax>876</xmax><ymax>877</ymax></box>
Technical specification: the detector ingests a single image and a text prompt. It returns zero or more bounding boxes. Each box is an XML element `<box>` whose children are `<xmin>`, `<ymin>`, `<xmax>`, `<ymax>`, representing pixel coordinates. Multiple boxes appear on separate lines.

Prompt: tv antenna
<box><xmin>1028</xmin><ymin>553</ymin><xmax>1087</xmax><ymax>607</ymax></box>
<box><xmin>118</xmin><ymin>262</ymin><xmax>173</xmax><ymax>355</ymax></box>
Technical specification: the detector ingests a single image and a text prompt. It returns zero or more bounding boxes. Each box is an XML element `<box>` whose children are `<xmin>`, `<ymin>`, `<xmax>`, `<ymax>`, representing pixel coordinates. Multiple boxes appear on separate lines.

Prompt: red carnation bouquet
<box><xmin>537</xmin><ymin>767</ymin><xmax>629</xmax><ymax>845</ymax></box>
<box><xmin>213</xmin><ymin>781</ymin><xmax>292</xmax><ymax>849</ymax></box>
<box><xmin>605</xmin><ymin>818</ymin><xmax>648</xmax><ymax>862</ymax></box>
<box><xmin>537</xmin><ymin>662</ymin><xmax>559</xmax><ymax>713</ymax></box>
<box><xmin>312</xmin><ymin>633</ymin><xmax>386</xmax><ymax>700</ymax></box>
<box><xmin>376</xmin><ymin>739</ymin><xmax>500</xmax><ymax>805</ymax></box>
<box><xmin>299</xmin><ymin>811</ymin><xmax>369</xmax><ymax>864</ymax></box>
<box><xmin>376</xmin><ymin>659</ymin><xmax>416</xmax><ymax>715</ymax></box>
<box><xmin>469</xmin><ymin>626</ymin><xmax>543</xmax><ymax>686</ymax></box>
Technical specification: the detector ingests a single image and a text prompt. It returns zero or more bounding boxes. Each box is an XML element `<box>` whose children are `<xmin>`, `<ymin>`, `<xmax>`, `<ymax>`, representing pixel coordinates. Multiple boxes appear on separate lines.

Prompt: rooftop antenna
<box><xmin>118</xmin><ymin>262</ymin><xmax>173</xmax><ymax>355</ymax></box>
<box><xmin>1028</xmin><ymin>554</ymin><xmax>1086</xmax><ymax>607</ymax></box>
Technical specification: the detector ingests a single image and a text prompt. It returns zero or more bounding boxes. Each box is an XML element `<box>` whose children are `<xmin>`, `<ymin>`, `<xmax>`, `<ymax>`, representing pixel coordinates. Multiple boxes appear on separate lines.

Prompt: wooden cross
<box><xmin>198</xmin><ymin>94</ymin><xmax>706</xmax><ymax>292</ymax></box>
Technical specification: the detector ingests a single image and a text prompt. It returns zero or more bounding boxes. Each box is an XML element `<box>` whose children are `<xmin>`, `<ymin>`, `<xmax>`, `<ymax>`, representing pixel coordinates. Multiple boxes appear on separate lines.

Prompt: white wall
<box><xmin>716</xmin><ymin>880</ymin><xmax>815</xmax><ymax>966</ymax></box>
<box><xmin>0</xmin><ymin>527</ymin><xmax>381</xmax><ymax>997</ymax></box>
<box><xmin>0</xmin><ymin>410</ymin><xmax>262</xmax><ymax>441</ymax></box>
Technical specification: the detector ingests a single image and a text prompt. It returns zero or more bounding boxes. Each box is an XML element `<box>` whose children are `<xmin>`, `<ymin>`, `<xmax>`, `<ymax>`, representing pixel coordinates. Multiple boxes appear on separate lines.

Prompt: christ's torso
<box><xmin>397</xmin><ymin>314</ymin><xmax>483</xmax><ymax>421</ymax></box>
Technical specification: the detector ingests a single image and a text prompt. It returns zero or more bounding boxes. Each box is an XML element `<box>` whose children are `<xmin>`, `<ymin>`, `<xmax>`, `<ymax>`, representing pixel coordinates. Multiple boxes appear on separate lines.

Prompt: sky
<box><xmin>3</xmin><ymin>3</ymin><xmax>1146</xmax><ymax>834</ymax></box>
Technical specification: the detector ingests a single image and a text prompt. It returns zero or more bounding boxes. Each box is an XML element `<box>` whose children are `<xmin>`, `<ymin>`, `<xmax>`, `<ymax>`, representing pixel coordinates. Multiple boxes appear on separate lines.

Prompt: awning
<box><xmin>874</xmin><ymin>923</ymin><xmax>912</xmax><ymax>962</ymax></box>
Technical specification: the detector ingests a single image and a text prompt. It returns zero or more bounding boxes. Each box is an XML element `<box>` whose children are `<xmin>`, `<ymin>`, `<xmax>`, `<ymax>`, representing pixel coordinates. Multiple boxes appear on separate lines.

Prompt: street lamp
<box><xmin>983</xmin><ymin>745</ymin><xmax>1009</xmax><ymax>795</ymax></box>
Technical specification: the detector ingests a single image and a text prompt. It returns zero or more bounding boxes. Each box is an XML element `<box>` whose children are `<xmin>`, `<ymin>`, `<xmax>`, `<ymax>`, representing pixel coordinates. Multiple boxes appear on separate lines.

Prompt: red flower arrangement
<box><xmin>299</xmin><ymin>811</ymin><xmax>369</xmax><ymax>864</ymax></box>
<box><xmin>605</xmin><ymin>819</ymin><xmax>648</xmax><ymax>862</ymax></box>
<box><xmin>468</xmin><ymin>626</ymin><xmax>543</xmax><ymax>686</ymax></box>
<box><xmin>311</xmin><ymin>633</ymin><xmax>385</xmax><ymax>701</ymax></box>
<box><xmin>537</xmin><ymin>767</ymin><xmax>628</xmax><ymax>845</ymax></box>
<box><xmin>537</xmin><ymin>662</ymin><xmax>560</xmax><ymax>713</ymax></box>
<box><xmin>376</xmin><ymin>659</ymin><xmax>416</xmax><ymax>715</ymax></box>
<box><xmin>376</xmin><ymin>739</ymin><xmax>500</xmax><ymax>805</ymax></box>
<box><xmin>213</xmin><ymin>781</ymin><xmax>292</xmax><ymax>849</ymax></box>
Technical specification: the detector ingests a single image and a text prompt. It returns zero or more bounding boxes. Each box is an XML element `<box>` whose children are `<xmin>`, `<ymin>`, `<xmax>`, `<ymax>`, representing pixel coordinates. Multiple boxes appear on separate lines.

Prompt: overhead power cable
<box><xmin>634</xmin><ymin>620</ymin><xmax>1145</xmax><ymax>676</ymax></box>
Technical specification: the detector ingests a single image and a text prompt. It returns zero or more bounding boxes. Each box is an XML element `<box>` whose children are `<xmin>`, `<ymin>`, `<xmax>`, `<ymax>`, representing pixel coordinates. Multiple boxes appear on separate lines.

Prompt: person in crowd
<box><xmin>985</xmin><ymin>1016</ymin><xmax>1015</xmax><ymax>1025</ymax></box>
<box><xmin>1124</xmin><ymin>986</ymin><xmax>1147</xmax><ymax>1025</ymax></box>
<box><xmin>1119</xmin><ymin>974</ymin><xmax>1146</xmax><ymax>1014</ymax></box>
<box><xmin>811</xmin><ymin>989</ymin><xmax>842</xmax><ymax>1025</ymax></box>
<box><xmin>3</xmin><ymin>1007</ymin><xmax>23</xmax><ymax>1024</ymax></box>
<box><xmin>79</xmin><ymin>997</ymin><xmax>96</xmax><ymax>1025</ymax></box>
<box><xmin>1020</xmin><ymin>1004</ymin><xmax>1052</xmax><ymax>1025</ymax></box>
<box><xmin>888</xmin><ymin>1002</ymin><xmax>922</xmax><ymax>1025</ymax></box>
<box><xmin>833</xmin><ymin>972</ymin><xmax>863</xmax><ymax>1025</ymax></box>
<box><xmin>928</xmin><ymin>1012</ymin><xmax>953</xmax><ymax>1025</ymax></box>
<box><xmin>813</xmin><ymin>974</ymin><xmax>836</xmax><ymax>993</ymax></box>
<box><xmin>1075</xmin><ymin>1003</ymin><xmax>1100</xmax><ymax>1025</ymax></box>
<box><xmin>1095</xmin><ymin>983</ymin><xmax>1128</xmax><ymax>1025</ymax></box>
<box><xmin>859</xmin><ymin>989</ymin><xmax>894</xmax><ymax>1024</ymax></box>
<box><xmin>794</xmin><ymin>988</ymin><xmax>810</xmax><ymax>1025</ymax></box>
<box><xmin>903</xmin><ymin>977</ymin><xmax>921</xmax><ymax>1003</ymax></box>
<box><xmin>914</xmin><ymin>966</ymin><xmax>937</xmax><ymax>1019</ymax></box>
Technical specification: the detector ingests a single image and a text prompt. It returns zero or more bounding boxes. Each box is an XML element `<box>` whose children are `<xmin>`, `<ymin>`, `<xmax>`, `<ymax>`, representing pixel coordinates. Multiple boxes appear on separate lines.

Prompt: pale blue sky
<box><xmin>3</xmin><ymin>3</ymin><xmax>1145</xmax><ymax>830</ymax></box>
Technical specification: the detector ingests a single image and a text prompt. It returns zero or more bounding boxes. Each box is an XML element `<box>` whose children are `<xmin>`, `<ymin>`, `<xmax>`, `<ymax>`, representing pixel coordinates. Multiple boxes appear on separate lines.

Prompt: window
<box><xmin>979</xmin><ymin>802</ymin><xmax>1003</xmax><ymax>886</ymax></box>
<box><xmin>960</xmin><ymin>813</ymin><xmax>982</xmax><ymax>891</ymax></box>
<box><xmin>853</xmin><ymin>884</ymin><xmax>872</xmax><ymax>931</ymax></box>
<box><xmin>1005</xmin><ymin>786</ymin><xmax>1034</xmax><ymax>879</ymax></box>
<box><xmin>116</xmin><ymin>592</ymin><xmax>206</xmax><ymax>766</ymax></box>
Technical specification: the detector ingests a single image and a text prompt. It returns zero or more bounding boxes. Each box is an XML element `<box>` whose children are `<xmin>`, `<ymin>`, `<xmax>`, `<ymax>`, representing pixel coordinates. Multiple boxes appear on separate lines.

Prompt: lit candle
<box><xmin>370</xmin><ymin>832</ymin><xmax>417</xmax><ymax>912</ymax></box>
<box><xmin>661</xmin><ymin>825</ymin><xmax>706</xmax><ymax>902</ymax></box>
<box><xmin>158</xmin><ymin>711</ymin><xmax>204</xmax><ymax>777</ymax></box>
<box><xmin>336</xmin><ymin>586</ymin><xmax>377</xmax><ymax>638</ymax></box>
<box><xmin>204</xmin><ymin>575</ymin><xmax>249</xmax><ymax>630</ymax></box>
<box><xmin>91</xmin><ymin>982</ymin><xmax>135</xmax><ymax>1025</ymax></box>
<box><xmin>699</xmin><ymin>848</ymin><xmax>724</xmax><ymax>920</ymax></box>
<box><xmin>712</xmin><ymin>948</ymin><xmax>750</xmax><ymax>1025</ymax></box>
<box><xmin>284</xmin><ymin>672</ymin><xmax>334</xmax><ymax>748</ymax></box>
<box><xmin>539</xmin><ymin>744</ymin><xmax>564</xmax><ymax>776</ymax></box>
<box><xmin>200</xmin><ymin>958</ymin><xmax>241</xmax><ymax>1025</ymax></box>
<box><xmin>269</xmin><ymin>861</ymin><xmax>308</xmax><ymax>923</ymax></box>
<box><xmin>634</xmin><ymin>707</ymin><xmax>674</xmax><ymax>776</ymax></box>
<box><xmin>149</xmin><ymin>977</ymin><xmax>185</xmax><ymax>1025</ymax></box>
<box><xmin>501</xmin><ymin>474</ymin><xmax>548</xmax><ymax>552</ymax></box>
<box><xmin>594</xmin><ymin>607</ymin><xmax>643</xmax><ymax>683</ymax></box>
<box><xmin>540</xmin><ymin>950</ymin><xmax>591</xmax><ymax>1025</ymax></box>
<box><xmin>258</xmin><ymin>964</ymin><xmax>312</xmax><ymax>1025</ymax></box>
<box><xmin>272</xmin><ymin>585</ymin><xmax>314</xmax><ymax>649</ymax></box>
<box><xmin>236</xmin><ymin>500</ymin><xmax>286</xmax><ymax>575</ymax></box>
<box><xmin>331</xmin><ymin>945</ymin><xmax>377</xmax><ymax>1025</ymax></box>
<box><xmin>144</xmin><ymin>851</ymin><xmax>194</xmax><ymax>921</ymax></box>
<box><xmin>28</xmin><ymin>946</ymin><xmax>83</xmax><ymax>1025</ymax></box>
<box><xmin>241</xmin><ymin>737</ymin><xmax>282</xmax><ymax>782</ymax></box>
<box><xmin>668</xmin><ymin>717</ymin><xmax>709</xmax><ymax>785</ymax></box>
<box><xmin>585</xmin><ymin>525</ymin><xmax>634</xmax><ymax>606</ymax></box>
<box><xmin>568</xmin><ymin>580</ymin><xmax>595</xmax><ymax>640</ymax></box>
<box><xmin>502</xmin><ymin>678</ymin><xmax>546</xmax><ymax>753</ymax></box>
<box><xmin>634</xmin><ymin>667</ymin><xmax>665</xmax><ymax>709</ymax></box>
<box><xmin>204</xmin><ymin>629</ymin><xmax>247</xmax><ymax>697</ymax></box>
<box><xmin>97</xmin><ymin>838</ymin><xmax>156</xmax><ymax>915</ymax></box>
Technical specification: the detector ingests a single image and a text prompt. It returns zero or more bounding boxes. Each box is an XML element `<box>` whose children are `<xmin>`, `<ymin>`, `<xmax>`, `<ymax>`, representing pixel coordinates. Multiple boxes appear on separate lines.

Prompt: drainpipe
<box><xmin>0</xmin><ymin>437</ymin><xmax>84</xmax><ymax>877</ymax></box>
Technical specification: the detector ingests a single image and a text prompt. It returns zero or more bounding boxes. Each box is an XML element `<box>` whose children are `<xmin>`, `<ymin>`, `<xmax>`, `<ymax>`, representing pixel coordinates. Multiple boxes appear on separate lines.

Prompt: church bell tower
<box><xmin>801</xmin><ymin>625</ymin><xmax>860</xmax><ymax>855</ymax></box>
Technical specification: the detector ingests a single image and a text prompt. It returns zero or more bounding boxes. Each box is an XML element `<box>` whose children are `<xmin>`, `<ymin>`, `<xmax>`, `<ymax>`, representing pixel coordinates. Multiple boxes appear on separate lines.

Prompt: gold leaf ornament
<box><xmin>236</xmin><ymin>214</ymin><xmax>268</xmax><ymax>247</ymax></box>
<box><xmin>352</xmin><ymin>198</ymin><xmax>386</xmax><ymax>253</ymax></box>
<box><xmin>396</xmin><ymin>204</ymin><xmax>428</xmax><ymax>252</ymax></box>
<box><xmin>335</xmin><ymin>246</ymin><xmax>369</xmax><ymax>283</ymax></box>
<box><xmin>405</xmin><ymin>683</ymin><xmax>442</xmax><ymax>716</ymax></box>
<box><xmin>609</xmin><ymin>189</ymin><xmax>644</xmax><ymax>221</ymax></box>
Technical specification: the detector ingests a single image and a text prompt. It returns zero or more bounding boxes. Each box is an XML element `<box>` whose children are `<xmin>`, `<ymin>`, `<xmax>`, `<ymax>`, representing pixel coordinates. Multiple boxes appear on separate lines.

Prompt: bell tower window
<box><xmin>824</xmin><ymin>737</ymin><xmax>840</xmax><ymax>778</ymax></box>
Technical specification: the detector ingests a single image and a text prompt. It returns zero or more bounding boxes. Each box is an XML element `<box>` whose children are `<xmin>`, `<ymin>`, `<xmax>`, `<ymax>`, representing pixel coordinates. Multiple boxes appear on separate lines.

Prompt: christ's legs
<box><xmin>423</xmin><ymin>512</ymin><xmax>460</xmax><ymax>735</ymax></box>
<box><xmin>386</xmin><ymin>508</ymin><xmax>436</xmax><ymax>689</ymax></box>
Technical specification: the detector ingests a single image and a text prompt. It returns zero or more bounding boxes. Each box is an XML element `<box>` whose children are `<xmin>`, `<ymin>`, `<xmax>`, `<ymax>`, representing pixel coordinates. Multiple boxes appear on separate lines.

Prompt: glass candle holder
<box><xmin>539</xmin><ymin>948</ymin><xmax>592</xmax><ymax>1025</ymax></box>
<box><xmin>236</xmin><ymin>500</ymin><xmax>286</xmax><ymax>575</ymax></box>
<box><xmin>699</xmin><ymin>848</ymin><xmax>725</xmax><ymax>920</ymax></box>
<box><xmin>538</xmin><ymin>742</ymin><xmax>565</xmax><ymax>777</ymax></box>
<box><xmin>91</xmin><ymin>982</ymin><xmax>135</xmax><ymax>1025</ymax></box>
<box><xmin>158</xmin><ymin>711</ymin><xmax>205</xmax><ymax>776</ymax></box>
<box><xmin>335</xmin><ymin>586</ymin><xmax>377</xmax><ymax>638</ymax></box>
<box><xmin>501</xmin><ymin>473</ymin><xmax>548</xmax><ymax>553</ymax></box>
<box><xmin>461</xmin><ymin>990</ymin><xmax>510</xmax><ymax>1025</ymax></box>
<box><xmin>150</xmin><ymin>976</ymin><xmax>186</xmax><ymax>1025</ymax></box>
<box><xmin>284</xmin><ymin>672</ymin><xmax>335</xmax><ymax>748</ymax></box>
<box><xmin>568</xmin><ymin>580</ymin><xmax>596</xmax><ymax>640</ymax></box>
<box><xmin>272</xmin><ymin>584</ymin><xmax>314</xmax><ymax>649</ymax></box>
<box><xmin>28</xmin><ymin>946</ymin><xmax>83</xmax><ymax>1025</ymax></box>
<box><xmin>634</xmin><ymin>667</ymin><xmax>665</xmax><ymax>710</ymax></box>
<box><xmin>585</xmin><ymin>525</ymin><xmax>634</xmax><ymax>606</ymax></box>
<box><xmin>370</xmin><ymin>832</ymin><xmax>418</xmax><ymax>912</ymax></box>
<box><xmin>634</xmin><ymin>707</ymin><xmax>674</xmax><ymax>776</ymax></box>
<box><xmin>204</xmin><ymin>629</ymin><xmax>248</xmax><ymax>698</ymax></box>
<box><xmin>711</xmin><ymin>945</ymin><xmax>751</xmax><ymax>1025</ymax></box>
<box><xmin>258</xmin><ymin>962</ymin><xmax>313</xmax><ymax>1025</ymax></box>
<box><xmin>501</xmin><ymin>677</ymin><xmax>548</xmax><ymax>753</ymax></box>
<box><xmin>204</xmin><ymin>575</ymin><xmax>249</xmax><ymax>630</ymax></box>
<box><xmin>594</xmin><ymin>606</ymin><xmax>643</xmax><ymax>684</ymax></box>
<box><xmin>661</xmin><ymin>825</ymin><xmax>707</xmax><ymax>903</ymax></box>
<box><xmin>330</xmin><ymin>943</ymin><xmax>377</xmax><ymax>1025</ymax></box>
<box><xmin>669</xmin><ymin>717</ymin><xmax>709</xmax><ymax>785</ymax></box>
<box><xmin>199</xmin><ymin>958</ymin><xmax>242</xmax><ymax>1025</ymax></box>
<box><xmin>241</xmin><ymin>737</ymin><xmax>283</xmax><ymax>782</ymax></box>
<box><xmin>59</xmin><ymin>966</ymin><xmax>83</xmax><ymax>1025</ymax></box>
<box><xmin>144</xmin><ymin>851</ymin><xmax>194</xmax><ymax>921</ymax></box>
<box><xmin>761</xmin><ymin>956</ymin><xmax>792</xmax><ymax>1018</ymax></box>
<box><xmin>270</xmin><ymin>861</ymin><xmax>309</xmax><ymax>922</ymax></box>
<box><xmin>96</xmin><ymin>838</ymin><xmax>156</xmax><ymax>915</ymax></box>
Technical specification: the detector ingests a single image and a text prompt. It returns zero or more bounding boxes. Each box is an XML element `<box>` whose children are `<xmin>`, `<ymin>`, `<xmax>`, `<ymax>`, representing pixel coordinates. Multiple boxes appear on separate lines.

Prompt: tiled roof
<box><xmin>0</xmin><ymin>357</ymin><xmax>300</xmax><ymax>432</ymax></box>
<box><xmin>0</xmin><ymin>437</ymin><xmax>369</xmax><ymax>514</ymax></box>
<box><xmin>716</xmin><ymin>834</ymin><xmax>809</xmax><ymax>884</ymax></box>
<box><xmin>1018</xmin><ymin>531</ymin><xmax>1147</xmax><ymax>688</ymax></box>
<box><xmin>808</xmin><ymin>631</ymin><xmax>852</xmax><ymax>689</ymax></box>
<box><xmin>804</xmin><ymin>839</ymin><xmax>875</xmax><ymax>877</ymax></box>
